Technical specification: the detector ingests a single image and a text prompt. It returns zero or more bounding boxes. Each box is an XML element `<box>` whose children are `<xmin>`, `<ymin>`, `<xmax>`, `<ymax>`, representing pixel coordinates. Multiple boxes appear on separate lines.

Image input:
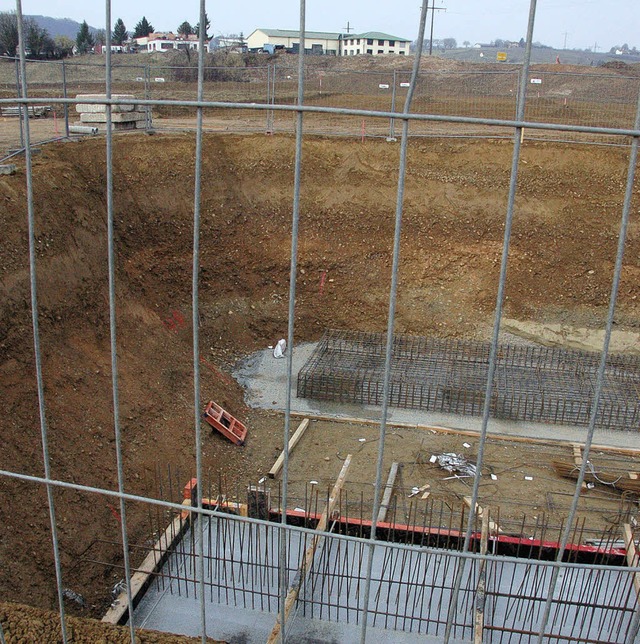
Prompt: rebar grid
<box><xmin>124</xmin><ymin>511</ymin><xmax>639</xmax><ymax>643</ymax></box>
<box><xmin>297</xmin><ymin>329</ymin><xmax>640</xmax><ymax>431</ymax></box>
<box><xmin>4</xmin><ymin>0</ymin><xmax>640</xmax><ymax>642</ymax></box>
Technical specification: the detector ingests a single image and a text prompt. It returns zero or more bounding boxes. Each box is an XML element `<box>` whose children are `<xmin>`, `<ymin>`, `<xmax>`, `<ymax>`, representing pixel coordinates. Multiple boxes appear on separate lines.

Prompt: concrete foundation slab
<box><xmin>233</xmin><ymin>342</ymin><xmax>640</xmax><ymax>449</ymax></box>
<box><xmin>130</xmin><ymin>516</ymin><xmax>637</xmax><ymax>643</ymax></box>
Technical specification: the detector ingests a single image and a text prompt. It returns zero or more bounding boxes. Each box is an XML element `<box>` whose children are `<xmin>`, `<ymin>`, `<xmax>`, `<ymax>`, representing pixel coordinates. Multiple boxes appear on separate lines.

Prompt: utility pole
<box><xmin>562</xmin><ymin>31</ymin><xmax>569</xmax><ymax>50</ymax></box>
<box><xmin>343</xmin><ymin>21</ymin><xmax>354</xmax><ymax>34</ymax></box>
<box><xmin>427</xmin><ymin>1</ymin><xmax>446</xmax><ymax>55</ymax></box>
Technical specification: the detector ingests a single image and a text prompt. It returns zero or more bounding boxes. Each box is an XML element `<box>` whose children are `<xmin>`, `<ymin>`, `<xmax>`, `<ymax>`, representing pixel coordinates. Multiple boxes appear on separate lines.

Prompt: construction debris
<box><xmin>551</xmin><ymin>459</ymin><xmax>640</xmax><ymax>494</ymax></box>
<box><xmin>408</xmin><ymin>484</ymin><xmax>430</xmax><ymax>498</ymax></box>
<box><xmin>203</xmin><ymin>400</ymin><xmax>247</xmax><ymax>446</ymax></box>
<box><xmin>435</xmin><ymin>453</ymin><xmax>477</xmax><ymax>477</ymax></box>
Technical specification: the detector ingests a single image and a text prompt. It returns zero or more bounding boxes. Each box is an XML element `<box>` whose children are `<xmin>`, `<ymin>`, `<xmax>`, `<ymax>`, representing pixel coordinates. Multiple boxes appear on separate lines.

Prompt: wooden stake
<box><xmin>377</xmin><ymin>462</ymin><xmax>400</xmax><ymax>523</ymax></box>
<box><xmin>267</xmin><ymin>454</ymin><xmax>352</xmax><ymax>644</ymax></box>
<box><xmin>474</xmin><ymin>508</ymin><xmax>490</xmax><ymax>644</ymax></box>
<box><xmin>572</xmin><ymin>443</ymin><xmax>589</xmax><ymax>490</ymax></box>
<box><xmin>268</xmin><ymin>418</ymin><xmax>310</xmax><ymax>478</ymax></box>
<box><xmin>623</xmin><ymin>523</ymin><xmax>640</xmax><ymax>600</ymax></box>
<box><xmin>464</xmin><ymin>497</ymin><xmax>502</xmax><ymax>534</ymax></box>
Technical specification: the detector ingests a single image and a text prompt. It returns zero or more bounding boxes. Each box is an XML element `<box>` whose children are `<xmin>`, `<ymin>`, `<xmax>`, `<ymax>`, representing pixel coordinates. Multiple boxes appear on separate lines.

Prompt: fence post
<box><xmin>266</xmin><ymin>64</ymin><xmax>272</xmax><ymax>133</ymax></box>
<box><xmin>144</xmin><ymin>63</ymin><xmax>151</xmax><ymax>131</ymax></box>
<box><xmin>61</xmin><ymin>59</ymin><xmax>69</xmax><ymax>138</ymax></box>
<box><xmin>515</xmin><ymin>67</ymin><xmax>521</xmax><ymax>119</ymax></box>
<box><xmin>389</xmin><ymin>69</ymin><xmax>397</xmax><ymax>139</ymax></box>
<box><xmin>270</xmin><ymin>63</ymin><xmax>277</xmax><ymax>134</ymax></box>
<box><xmin>15</xmin><ymin>58</ymin><xmax>24</xmax><ymax>149</ymax></box>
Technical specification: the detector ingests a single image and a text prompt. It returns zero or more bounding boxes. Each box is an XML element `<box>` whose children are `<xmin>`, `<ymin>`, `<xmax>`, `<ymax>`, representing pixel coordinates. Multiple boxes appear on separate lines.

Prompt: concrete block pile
<box><xmin>75</xmin><ymin>94</ymin><xmax>149</xmax><ymax>131</ymax></box>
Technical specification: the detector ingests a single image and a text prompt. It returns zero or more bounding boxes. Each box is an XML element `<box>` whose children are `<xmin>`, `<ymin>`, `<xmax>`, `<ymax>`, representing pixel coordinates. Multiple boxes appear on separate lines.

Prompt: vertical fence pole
<box><xmin>443</xmin><ymin>2</ymin><xmax>537</xmax><ymax>642</ymax></box>
<box><xmin>61</xmin><ymin>59</ymin><xmax>69</xmax><ymax>138</ymax></box>
<box><xmin>104</xmin><ymin>2</ymin><xmax>136</xmax><ymax>641</ymax></box>
<box><xmin>14</xmin><ymin>58</ymin><xmax>24</xmax><ymax>149</ymax></box>
<box><xmin>359</xmin><ymin>2</ymin><xmax>429</xmax><ymax>642</ymax></box>
<box><xmin>14</xmin><ymin>1</ymin><xmax>67</xmax><ymax>640</ymax></box>
<box><xmin>192</xmin><ymin>3</ymin><xmax>208</xmax><ymax>641</ymax></box>
<box><xmin>271</xmin><ymin>63</ymin><xmax>277</xmax><ymax>134</ymax></box>
<box><xmin>145</xmin><ymin>64</ymin><xmax>151</xmax><ymax>131</ymax></box>
<box><xmin>266</xmin><ymin>64</ymin><xmax>272</xmax><ymax>133</ymax></box>
<box><xmin>389</xmin><ymin>69</ymin><xmax>397</xmax><ymax>139</ymax></box>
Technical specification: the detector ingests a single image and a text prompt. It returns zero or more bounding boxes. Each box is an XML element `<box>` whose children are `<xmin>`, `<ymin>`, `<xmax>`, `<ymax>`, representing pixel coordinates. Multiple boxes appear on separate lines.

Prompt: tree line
<box><xmin>0</xmin><ymin>12</ymin><xmax>211</xmax><ymax>58</ymax></box>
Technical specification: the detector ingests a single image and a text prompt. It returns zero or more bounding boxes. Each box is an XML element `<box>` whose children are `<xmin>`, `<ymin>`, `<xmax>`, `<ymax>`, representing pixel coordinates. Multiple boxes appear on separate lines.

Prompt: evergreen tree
<box><xmin>193</xmin><ymin>12</ymin><xmax>211</xmax><ymax>39</ymax></box>
<box><xmin>76</xmin><ymin>20</ymin><xmax>95</xmax><ymax>54</ymax></box>
<box><xmin>133</xmin><ymin>16</ymin><xmax>153</xmax><ymax>38</ymax></box>
<box><xmin>177</xmin><ymin>21</ymin><xmax>193</xmax><ymax>39</ymax></box>
<box><xmin>112</xmin><ymin>18</ymin><xmax>127</xmax><ymax>46</ymax></box>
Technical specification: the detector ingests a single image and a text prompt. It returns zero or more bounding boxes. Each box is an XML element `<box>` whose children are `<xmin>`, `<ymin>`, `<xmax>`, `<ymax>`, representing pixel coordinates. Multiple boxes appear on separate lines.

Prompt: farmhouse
<box><xmin>246</xmin><ymin>28</ymin><xmax>411</xmax><ymax>55</ymax></box>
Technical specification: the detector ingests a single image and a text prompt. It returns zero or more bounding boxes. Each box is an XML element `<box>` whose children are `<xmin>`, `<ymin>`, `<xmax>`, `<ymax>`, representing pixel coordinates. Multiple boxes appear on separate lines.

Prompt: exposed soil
<box><xmin>282</xmin><ymin>419</ymin><xmax>640</xmax><ymax>543</ymax></box>
<box><xmin>0</xmin><ymin>132</ymin><xmax>639</xmax><ymax>621</ymax></box>
<box><xmin>0</xmin><ymin>601</ymin><xmax>222</xmax><ymax>642</ymax></box>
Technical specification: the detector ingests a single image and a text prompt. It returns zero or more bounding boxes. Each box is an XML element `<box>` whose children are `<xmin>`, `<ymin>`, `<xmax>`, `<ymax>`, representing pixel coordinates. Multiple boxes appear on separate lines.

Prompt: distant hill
<box><xmin>439</xmin><ymin>45</ymin><xmax>640</xmax><ymax>68</ymax></box>
<box><xmin>26</xmin><ymin>15</ymin><xmax>99</xmax><ymax>39</ymax></box>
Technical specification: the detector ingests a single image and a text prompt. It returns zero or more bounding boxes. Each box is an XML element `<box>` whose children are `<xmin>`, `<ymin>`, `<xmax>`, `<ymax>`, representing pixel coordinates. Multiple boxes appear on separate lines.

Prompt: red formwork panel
<box><xmin>203</xmin><ymin>401</ymin><xmax>247</xmax><ymax>446</ymax></box>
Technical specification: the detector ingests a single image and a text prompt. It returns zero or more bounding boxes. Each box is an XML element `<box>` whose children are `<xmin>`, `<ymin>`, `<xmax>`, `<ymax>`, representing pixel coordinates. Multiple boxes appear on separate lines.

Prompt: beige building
<box><xmin>341</xmin><ymin>32</ymin><xmax>410</xmax><ymax>56</ymax></box>
<box><xmin>246</xmin><ymin>28</ymin><xmax>411</xmax><ymax>56</ymax></box>
<box><xmin>246</xmin><ymin>29</ymin><xmax>341</xmax><ymax>55</ymax></box>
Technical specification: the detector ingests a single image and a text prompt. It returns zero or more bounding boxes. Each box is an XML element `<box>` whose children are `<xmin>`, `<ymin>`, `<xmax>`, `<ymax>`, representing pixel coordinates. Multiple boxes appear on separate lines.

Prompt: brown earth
<box><xmin>283</xmin><ymin>419</ymin><xmax>640</xmax><ymax>543</ymax></box>
<box><xmin>0</xmin><ymin>601</ymin><xmax>222</xmax><ymax>642</ymax></box>
<box><xmin>0</xmin><ymin>132</ymin><xmax>639</xmax><ymax>620</ymax></box>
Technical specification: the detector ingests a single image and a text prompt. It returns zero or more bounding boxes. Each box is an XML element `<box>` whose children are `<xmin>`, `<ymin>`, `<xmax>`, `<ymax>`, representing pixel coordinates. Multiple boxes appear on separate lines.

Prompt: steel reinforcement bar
<box><xmin>297</xmin><ymin>329</ymin><xmax>640</xmax><ymax>431</ymax></box>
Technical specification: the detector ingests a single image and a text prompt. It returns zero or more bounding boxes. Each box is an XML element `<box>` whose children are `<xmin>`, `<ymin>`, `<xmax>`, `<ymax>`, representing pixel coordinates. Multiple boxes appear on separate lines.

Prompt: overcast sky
<box><xmin>7</xmin><ymin>0</ymin><xmax>639</xmax><ymax>51</ymax></box>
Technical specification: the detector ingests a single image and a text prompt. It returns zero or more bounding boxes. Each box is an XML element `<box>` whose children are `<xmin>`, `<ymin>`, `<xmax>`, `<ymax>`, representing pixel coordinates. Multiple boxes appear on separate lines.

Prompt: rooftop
<box><xmin>351</xmin><ymin>31</ymin><xmax>411</xmax><ymax>42</ymax></box>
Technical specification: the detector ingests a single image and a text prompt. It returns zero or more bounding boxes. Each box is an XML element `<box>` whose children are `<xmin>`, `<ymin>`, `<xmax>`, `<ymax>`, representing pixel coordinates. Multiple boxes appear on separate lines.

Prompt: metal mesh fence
<box><xmin>2</xmin><ymin>0</ymin><xmax>640</xmax><ymax>642</ymax></box>
<box><xmin>2</xmin><ymin>57</ymin><xmax>640</xmax><ymax>156</ymax></box>
<box><xmin>297</xmin><ymin>329</ymin><xmax>640</xmax><ymax>431</ymax></box>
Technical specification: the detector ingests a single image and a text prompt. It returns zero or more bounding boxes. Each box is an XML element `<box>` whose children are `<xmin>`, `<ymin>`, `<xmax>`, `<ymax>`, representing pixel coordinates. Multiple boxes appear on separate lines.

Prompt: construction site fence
<box><xmin>1</xmin><ymin>56</ymin><xmax>640</xmax><ymax>153</ymax></box>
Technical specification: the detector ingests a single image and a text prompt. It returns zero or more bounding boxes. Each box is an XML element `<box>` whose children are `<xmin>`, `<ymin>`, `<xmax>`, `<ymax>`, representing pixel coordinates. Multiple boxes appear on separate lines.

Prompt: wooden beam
<box><xmin>102</xmin><ymin>506</ymin><xmax>189</xmax><ymax>625</ymax></box>
<box><xmin>268</xmin><ymin>418</ymin><xmax>310</xmax><ymax>479</ymax></box>
<box><xmin>474</xmin><ymin>509</ymin><xmax>490</xmax><ymax>644</ymax></box>
<box><xmin>623</xmin><ymin>523</ymin><xmax>640</xmax><ymax>600</ymax></box>
<box><xmin>267</xmin><ymin>454</ymin><xmax>352</xmax><ymax>644</ymax></box>
<box><xmin>289</xmin><ymin>411</ymin><xmax>640</xmax><ymax>456</ymax></box>
<box><xmin>463</xmin><ymin>497</ymin><xmax>502</xmax><ymax>534</ymax></box>
<box><xmin>572</xmin><ymin>444</ymin><xmax>588</xmax><ymax>490</ymax></box>
<box><xmin>377</xmin><ymin>462</ymin><xmax>400</xmax><ymax>524</ymax></box>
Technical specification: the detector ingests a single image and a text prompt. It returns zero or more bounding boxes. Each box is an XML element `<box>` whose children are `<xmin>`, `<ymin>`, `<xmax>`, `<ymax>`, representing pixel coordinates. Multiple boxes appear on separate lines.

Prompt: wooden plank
<box><xmin>572</xmin><ymin>444</ymin><xmax>589</xmax><ymax>490</ymax></box>
<box><xmin>622</xmin><ymin>523</ymin><xmax>640</xmax><ymax>600</ymax></box>
<box><xmin>267</xmin><ymin>454</ymin><xmax>352</xmax><ymax>644</ymax></box>
<box><xmin>268</xmin><ymin>418</ymin><xmax>310</xmax><ymax>479</ymax></box>
<box><xmin>474</xmin><ymin>509</ymin><xmax>490</xmax><ymax>644</ymax></box>
<box><xmin>102</xmin><ymin>508</ymin><xmax>189</xmax><ymax>624</ymax></box>
<box><xmin>377</xmin><ymin>462</ymin><xmax>400</xmax><ymax>524</ymax></box>
<box><xmin>290</xmin><ymin>411</ymin><xmax>640</xmax><ymax>456</ymax></box>
<box><xmin>464</xmin><ymin>497</ymin><xmax>502</xmax><ymax>534</ymax></box>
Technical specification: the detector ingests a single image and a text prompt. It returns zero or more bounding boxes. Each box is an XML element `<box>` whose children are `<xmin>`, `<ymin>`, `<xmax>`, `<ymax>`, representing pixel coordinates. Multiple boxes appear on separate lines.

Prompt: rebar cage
<box><xmin>297</xmin><ymin>329</ymin><xmax>640</xmax><ymax>431</ymax></box>
<box><xmin>2</xmin><ymin>0</ymin><xmax>640</xmax><ymax>642</ymax></box>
